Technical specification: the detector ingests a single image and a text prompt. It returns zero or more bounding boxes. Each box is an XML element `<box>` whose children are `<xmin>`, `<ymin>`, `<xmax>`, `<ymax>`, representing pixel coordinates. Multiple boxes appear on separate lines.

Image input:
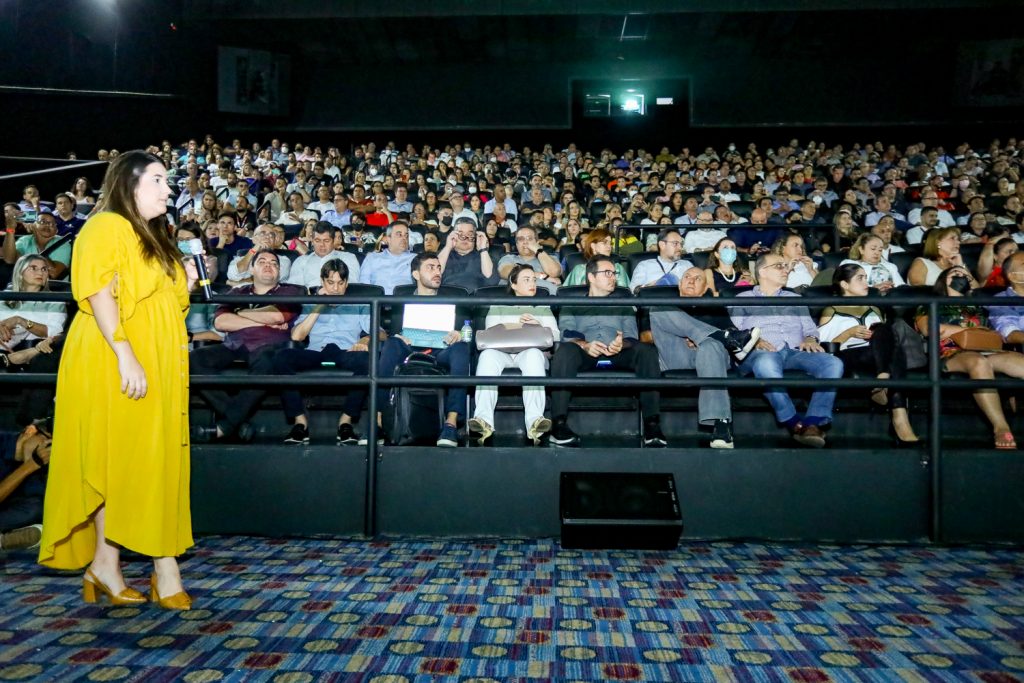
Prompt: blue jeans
<box><xmin>376</xmin><ymin>338</ymin><xmax>471</xmax><ymax>420</ymax></box>
<box><xmin>737</xmin><ymin>346</ymin><xmax>844</xmax><ymax>425</ymax></box>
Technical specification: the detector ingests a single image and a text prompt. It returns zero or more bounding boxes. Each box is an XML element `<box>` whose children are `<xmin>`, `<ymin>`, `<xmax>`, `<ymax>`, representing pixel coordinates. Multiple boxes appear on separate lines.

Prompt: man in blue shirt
<box><xmin>322</xmin><ymin>193</ymin><xmax>352</xmax><ymax>228</ymax></box>
<box><xmin>273</xmin><ymin>259</ymin><xmax>374</xmax><ymax>445</ymax></box>
<box><xmin>53</xmin><ymin>194</ymin><xmax>86</xmax><ymax>236</ymax></box>
<box><xmin>729</xmin><ymin>252</ymin><xmax>844</xmax><ymax>447</ymax></box>
<box><xmin>358</xmin><ymin>223</ymin><xmax>415</xmax><ymax>294</ymax></box>
<box><xmin>989</xmin><ymin>252</ymin><xmax>1024</xmax><ymax>345</ymax></box>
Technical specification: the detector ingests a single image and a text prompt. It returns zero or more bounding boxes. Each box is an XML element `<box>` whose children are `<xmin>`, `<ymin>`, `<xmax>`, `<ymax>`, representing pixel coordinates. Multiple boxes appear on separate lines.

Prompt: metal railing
<box><xmin>1</xmin><ymin>288</ymin><xmax>1020</xmax><ymax>539</ymax></box>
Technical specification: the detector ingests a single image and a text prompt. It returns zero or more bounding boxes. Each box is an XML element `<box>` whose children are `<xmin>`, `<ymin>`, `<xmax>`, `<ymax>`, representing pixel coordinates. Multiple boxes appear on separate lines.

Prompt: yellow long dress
<box><xmin>38</xmin><ymin>212</ymin><xmax>193</xmax><ymax>569</ymax></box>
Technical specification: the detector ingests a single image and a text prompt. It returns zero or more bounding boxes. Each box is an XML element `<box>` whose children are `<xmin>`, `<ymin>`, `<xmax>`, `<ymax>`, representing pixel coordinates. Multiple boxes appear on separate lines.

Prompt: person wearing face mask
<box><xmin>916</xmin><ymin>265</ymin><xmax>1024</xmax><ymax>450</ymax></box>
<box><xmin>703</xmin><ymin>238</ymin><xmax>751</xmax><ymax>296</ymax></box>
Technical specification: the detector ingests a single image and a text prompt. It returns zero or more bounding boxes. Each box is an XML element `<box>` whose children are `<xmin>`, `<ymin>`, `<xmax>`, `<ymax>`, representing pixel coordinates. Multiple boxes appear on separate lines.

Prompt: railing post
<box><xmin>927</xmin><ymin>299</ymin><xmax>942</xmax><ymax>542</ymax></box>
<box><xmin>364</xmin><ymin>299</ymin><xmax>380</xmax><ymax>537</ymax></box>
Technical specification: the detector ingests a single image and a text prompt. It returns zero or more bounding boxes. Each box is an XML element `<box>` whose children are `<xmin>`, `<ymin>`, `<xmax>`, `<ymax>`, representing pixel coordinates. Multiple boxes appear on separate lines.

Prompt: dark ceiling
<box><xmin>184</xmin><ymin>1</ymin><xmax>1021</xmax><ymax>67</ymax></box>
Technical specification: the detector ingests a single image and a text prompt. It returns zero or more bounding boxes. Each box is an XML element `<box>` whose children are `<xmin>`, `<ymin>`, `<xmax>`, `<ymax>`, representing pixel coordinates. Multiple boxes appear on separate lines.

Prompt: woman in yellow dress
<box><xmin>39</xmin><ymin>151</ymin><xmax>198</xmax><ymax>610</ymax></box>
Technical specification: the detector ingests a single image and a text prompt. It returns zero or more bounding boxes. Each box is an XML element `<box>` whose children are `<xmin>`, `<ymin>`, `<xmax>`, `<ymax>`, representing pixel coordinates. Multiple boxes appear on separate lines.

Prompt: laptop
<box><xmin>400</xmin><ymin>303</ymin><xmax>456</xmax><ymax>349</ymax></box>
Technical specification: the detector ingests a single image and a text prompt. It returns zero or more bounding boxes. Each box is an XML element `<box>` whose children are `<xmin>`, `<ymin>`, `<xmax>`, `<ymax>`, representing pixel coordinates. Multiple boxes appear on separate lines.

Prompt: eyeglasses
<box><xmin>763</xmin><ymin>262</ymin><xmax>790</xmax><ymax>271</ymax></box>
<box><xmin>593</xmin><ymin>269</ymin><xmax>617</xmax><ymax>278</ymax></box>
<box><xmin>660</xmin><ymin>240</ymin><xmax>682</xmax><ymax>246</ymax></box>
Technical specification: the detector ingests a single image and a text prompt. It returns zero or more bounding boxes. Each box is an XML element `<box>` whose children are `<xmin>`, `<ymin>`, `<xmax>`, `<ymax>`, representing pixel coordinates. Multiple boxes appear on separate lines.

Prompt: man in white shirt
<box><xmin>491</xmin><ymin>203</ymin><xmax>517</xmax><ymax>231</ymax></box>
<box><xmin>307</xmin><ymin>185</ymin><xmax>335</xmax><ymax>215</ymax></box>
<box><xmin>683</xmin><ymin>212</ymin><xmax>729</xmax><ymax>254</ymax></box>
<box><xmin>907</xmin><ymin>190</ymin><xmax>955</xmax><ymax>228</ymax></box>
<box><xmin>286</xmin><ymin>223</ymin><xmax>361</xmax><ymax>288</ymax></box>
<box><xmin>631</xmin><ymin>228</ymin><xmax>694</xmax><ymax>292</ymax></box>
<box><xmin>227</xmin><ymin>224</ymin><xmax>293</xmax><ymax>284</ymax></box>
<box><xmin>906</xmin><ymin>206</ymin><xmax>941</xmax><ymax>246</ymax></box>
<box><xmin>448</xmin><ymin>193</ymin><xmax>478</xmax><ymax>226</ymax></box>
<box><xmin>483</xmin><ymin>184</ymin><xmax>518</xmax><ymax>218</ymax></box>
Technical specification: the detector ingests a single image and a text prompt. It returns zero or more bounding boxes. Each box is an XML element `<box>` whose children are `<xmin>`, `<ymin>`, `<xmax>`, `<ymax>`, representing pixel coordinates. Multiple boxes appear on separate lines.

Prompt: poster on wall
<box><xmin>217</xmin><ymin>47</ymin><xmax>290</xmax><ymax>116</ymax></box>
<box><xmin>955</xmin><ymin>39</ymin><xmax>1024</xmax><ymax>107</ymax></box>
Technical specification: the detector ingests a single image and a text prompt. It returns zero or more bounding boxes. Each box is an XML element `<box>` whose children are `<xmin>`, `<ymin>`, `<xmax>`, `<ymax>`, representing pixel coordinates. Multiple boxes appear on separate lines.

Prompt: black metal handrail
<box><xmin>3</xmin><ymin>288</ymin><xmax>1019</xmax><ymax>541</ymax></box>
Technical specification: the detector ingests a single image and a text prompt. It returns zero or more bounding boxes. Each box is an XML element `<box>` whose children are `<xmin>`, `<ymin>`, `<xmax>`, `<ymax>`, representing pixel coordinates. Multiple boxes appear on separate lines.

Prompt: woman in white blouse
<box><xmin>818</xmin><ymin>264</ymin><xmax>919</xmax><ymax>444</ymax></box>
<box><xmin>468</xmin><ymin>264</ymin><xmax>560</xmax><ymax>446</ymax></box>
<box><xmin>841</xmin><ymin>233</ymin><xmax>905</xmax><ymax>292</ymax></box>
<box><xmin>0</xmin><ymin>255</ymin><xmax>67</xmax><ymax>361</ymax></box>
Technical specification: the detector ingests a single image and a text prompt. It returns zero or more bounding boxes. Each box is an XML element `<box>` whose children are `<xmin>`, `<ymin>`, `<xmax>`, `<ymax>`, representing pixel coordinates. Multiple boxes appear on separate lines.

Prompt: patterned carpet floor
<box><xmin>1</xmin><ymin>537</ymin><xmax>1023</xmax><ymax>682</ymax></box>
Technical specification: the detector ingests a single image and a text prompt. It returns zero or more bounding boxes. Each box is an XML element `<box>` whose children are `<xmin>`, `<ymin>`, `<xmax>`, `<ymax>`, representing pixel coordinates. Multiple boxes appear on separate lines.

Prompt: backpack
<box><xmin>384</xmin><ymin>352</ymin><xmax>446</xmax><ymax>446</ymax></box>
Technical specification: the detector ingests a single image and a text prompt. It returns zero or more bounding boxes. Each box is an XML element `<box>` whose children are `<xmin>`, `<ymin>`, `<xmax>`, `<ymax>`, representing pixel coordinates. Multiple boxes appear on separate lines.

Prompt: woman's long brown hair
<box><xmin>95</xmin><ymin>150</ymin><xmax>180</xmax><ymax>279</ymax></box>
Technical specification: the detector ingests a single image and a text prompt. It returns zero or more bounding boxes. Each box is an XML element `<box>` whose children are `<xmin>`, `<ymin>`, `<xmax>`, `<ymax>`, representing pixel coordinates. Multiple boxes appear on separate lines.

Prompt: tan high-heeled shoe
<box><xmin>82</xmin><ymin>568</ymin><xmax>146</xmax><ymax>605</ymax></box>
<box><xmin>150</xmin><ymin>573</ymin><xmax>192</xmax><ymax>610</ymax></box>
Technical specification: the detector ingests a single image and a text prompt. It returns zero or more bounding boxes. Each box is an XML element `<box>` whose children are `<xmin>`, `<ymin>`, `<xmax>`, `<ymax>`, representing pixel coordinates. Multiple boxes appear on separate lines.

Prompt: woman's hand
<box><xmin>519</xmin><ymin>313</ymin><xmax>537</xmax><ymax>325</ymax></box>
<box><xmin>183</xmin><ymin>258</ymin><xmax>200</xmax><ymax>290</ymax></box>
<box><xmin>839</xmin><ymin>325</ymin><xmax>873</xmax><ymax>343</ymax></box>
<box><xmin>117</xmin><ymin>350</ymin><xmax>148</xmax><ymax>400</ymax></box>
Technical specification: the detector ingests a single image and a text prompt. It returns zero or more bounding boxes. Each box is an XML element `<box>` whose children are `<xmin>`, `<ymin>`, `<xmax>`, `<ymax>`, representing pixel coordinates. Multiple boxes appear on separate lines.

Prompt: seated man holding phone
<box><xmin>548</xmin><ymin>258</ymin><xmax>666</xmax><ymax>448</ymax></box>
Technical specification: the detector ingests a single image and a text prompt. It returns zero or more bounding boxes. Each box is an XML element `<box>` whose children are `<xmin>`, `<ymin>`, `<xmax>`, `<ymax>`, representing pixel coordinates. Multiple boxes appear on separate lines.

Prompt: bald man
<box><xmin>649</xmin><ymin>267</ymin><xmax>759</xmax><ymax>449</ymax></box>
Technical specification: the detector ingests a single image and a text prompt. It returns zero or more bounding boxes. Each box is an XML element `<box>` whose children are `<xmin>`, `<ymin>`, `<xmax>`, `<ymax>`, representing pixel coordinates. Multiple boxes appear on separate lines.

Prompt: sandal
<box><xmin>995</xmin><ymin>431</ymin><xmax>1017</xmax><ymax>450</ymax></box>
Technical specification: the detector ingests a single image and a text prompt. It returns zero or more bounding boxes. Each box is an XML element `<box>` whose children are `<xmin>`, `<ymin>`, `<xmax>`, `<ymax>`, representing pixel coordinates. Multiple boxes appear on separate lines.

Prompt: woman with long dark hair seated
<box><xmin>818</xmin><ymin>264</ymin><xmax>920</xmax><ymax>444</ymax></box>
<box><xmin>915</xmin><ymin>265</ymin><xmax>1024</xmax><ymax>449</ymax></box>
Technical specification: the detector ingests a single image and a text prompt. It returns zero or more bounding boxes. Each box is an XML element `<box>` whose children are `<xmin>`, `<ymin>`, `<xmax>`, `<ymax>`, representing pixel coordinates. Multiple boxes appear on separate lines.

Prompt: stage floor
<box><xmin>2</xmin><ymin>536</ymin><xmax>1023</xmax><ymax>681</ymax></box>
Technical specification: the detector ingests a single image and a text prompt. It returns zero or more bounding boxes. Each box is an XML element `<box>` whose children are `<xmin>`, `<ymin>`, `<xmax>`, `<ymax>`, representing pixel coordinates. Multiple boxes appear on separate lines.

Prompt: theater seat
<box><xmin>627</xmin><ymin>252</ymin><xmax>657</xmax><ymax>276</ymax></box>
<box><xmin>889</xmin><ymin>251</ymin><xmax>916</xmax><ymax>280</ymax></box>
<box><xmin>729</xmin><ymin>201</ymin><xmax>755</xmax><ymax>218</ymax></box>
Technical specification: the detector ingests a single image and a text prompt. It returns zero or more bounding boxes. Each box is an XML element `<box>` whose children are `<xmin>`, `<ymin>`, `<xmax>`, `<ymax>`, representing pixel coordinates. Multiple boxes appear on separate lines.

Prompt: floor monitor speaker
<box><xmin>560</xmin><ymin>472</ymin><xmax>682</xmax><ymax>549</ymax></box>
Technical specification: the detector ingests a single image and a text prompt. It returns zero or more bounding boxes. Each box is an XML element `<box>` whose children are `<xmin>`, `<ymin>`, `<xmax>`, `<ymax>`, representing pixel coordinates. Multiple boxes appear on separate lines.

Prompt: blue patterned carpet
<box><xmin>1</xmin><ymin>537</ymin><xmax>1023</xmax><ymax>681</ymax></box>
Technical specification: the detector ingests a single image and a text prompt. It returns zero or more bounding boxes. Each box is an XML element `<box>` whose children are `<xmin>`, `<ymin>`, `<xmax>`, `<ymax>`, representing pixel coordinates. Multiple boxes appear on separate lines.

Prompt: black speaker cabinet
<box><xmin>560</xmin><ymin>472</ymin><xmax>683</xmax><ymax>550</ymax></box>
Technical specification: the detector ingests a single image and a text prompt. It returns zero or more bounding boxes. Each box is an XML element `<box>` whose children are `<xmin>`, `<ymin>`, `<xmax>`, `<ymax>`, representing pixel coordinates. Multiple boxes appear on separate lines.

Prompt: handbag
<box><xmin>950</xmin><ymin>327</ymin><xmax>1004</xmax><ymax>352</ymax></box>
<box><xmin>475</xmin><ymin>323</ymin><xmax>554</xmax><ymax>353</ymax></box>
<box><xmin>891</xmin><ymin>318</ymin><xmax>929</xmax><ymax>369</ymax></box>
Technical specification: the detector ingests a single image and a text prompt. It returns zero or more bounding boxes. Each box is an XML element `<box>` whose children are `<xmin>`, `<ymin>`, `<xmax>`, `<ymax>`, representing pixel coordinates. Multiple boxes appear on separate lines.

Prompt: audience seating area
<box><xmin>3</xmin><ymin>135</ymin><xmax>1023</xmax><ymax>543</ymax></box>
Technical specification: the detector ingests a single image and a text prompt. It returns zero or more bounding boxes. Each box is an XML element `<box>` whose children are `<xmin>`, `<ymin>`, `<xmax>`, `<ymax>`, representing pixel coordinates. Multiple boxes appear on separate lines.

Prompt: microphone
<box><xmin>187</xmin><ymin>238</ymin><xmax>213</xmax><ymax>301</ymax></box>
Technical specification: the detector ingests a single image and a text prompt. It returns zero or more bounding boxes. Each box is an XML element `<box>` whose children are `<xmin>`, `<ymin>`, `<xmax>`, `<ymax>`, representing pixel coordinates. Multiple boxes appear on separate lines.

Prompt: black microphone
<box><xmin>187</xmin><ymin>238</ymin><xmax>213</xmax><ymax>301</ymax></box>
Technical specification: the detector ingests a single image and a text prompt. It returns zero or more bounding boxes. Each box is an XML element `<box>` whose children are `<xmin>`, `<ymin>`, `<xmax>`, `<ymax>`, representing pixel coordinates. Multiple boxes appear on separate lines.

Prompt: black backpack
<box><xmin>384</xmin><ymin>352</ymin><xmax>446</xmax><ymax>446</ymax></box>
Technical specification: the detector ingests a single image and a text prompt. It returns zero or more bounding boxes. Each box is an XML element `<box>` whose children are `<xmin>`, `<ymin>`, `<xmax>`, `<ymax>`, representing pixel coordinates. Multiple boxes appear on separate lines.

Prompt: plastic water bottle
<box><xmin>460</xmin><ymin>320</ymin><xmax>473</xmax><ymax>344</ymax></box>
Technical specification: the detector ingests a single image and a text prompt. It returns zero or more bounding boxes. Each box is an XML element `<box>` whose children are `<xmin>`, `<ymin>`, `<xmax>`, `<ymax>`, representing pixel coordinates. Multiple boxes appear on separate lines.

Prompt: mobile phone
<box><xmin>596</xmin><ymin>360</ymin><xmax>613</xmax><ymax>368</ymax></box>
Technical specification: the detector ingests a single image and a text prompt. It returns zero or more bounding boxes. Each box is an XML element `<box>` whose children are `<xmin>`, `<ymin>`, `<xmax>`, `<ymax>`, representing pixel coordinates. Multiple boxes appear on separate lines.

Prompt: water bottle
<box><xmin>460</xmin><ymin>320</ymin><xmax>473</xmax><ymax>344</ymax></box>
